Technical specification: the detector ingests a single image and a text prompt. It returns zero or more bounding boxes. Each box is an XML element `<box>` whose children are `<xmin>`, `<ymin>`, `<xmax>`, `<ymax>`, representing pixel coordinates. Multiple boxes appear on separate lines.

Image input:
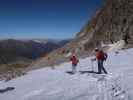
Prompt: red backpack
<box><xmin>71</xmin><ymin>56</ymin><xmax>79</xmax><ymax>64</ymax></box>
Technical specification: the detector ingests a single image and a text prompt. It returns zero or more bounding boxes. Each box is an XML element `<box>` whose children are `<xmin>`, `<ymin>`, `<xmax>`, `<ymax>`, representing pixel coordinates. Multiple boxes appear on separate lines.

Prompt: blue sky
<box><xmin>0</xmin><ymin>0</ymin><xmax>103</xmax><ymax>39</ymax></box>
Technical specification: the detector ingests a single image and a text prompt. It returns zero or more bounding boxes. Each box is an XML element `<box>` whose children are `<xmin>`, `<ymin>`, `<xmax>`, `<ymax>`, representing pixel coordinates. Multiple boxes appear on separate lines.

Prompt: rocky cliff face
<box><xmin>75</xmin><ymin>0</ymin><xmax>133</xmax><ymax>51</ymax></box>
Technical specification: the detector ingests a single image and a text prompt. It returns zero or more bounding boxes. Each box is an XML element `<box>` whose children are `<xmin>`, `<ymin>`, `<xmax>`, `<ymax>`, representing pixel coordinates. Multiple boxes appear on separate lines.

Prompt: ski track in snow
<box><xmin>94</xmin><ymin>74</ymin><xmax>132</xmax><ymax>100</ymax></box>
<box><xmin>0</xmin><ymin>48</ymin><xmax>133</xmax><ymax>100</ymax></box>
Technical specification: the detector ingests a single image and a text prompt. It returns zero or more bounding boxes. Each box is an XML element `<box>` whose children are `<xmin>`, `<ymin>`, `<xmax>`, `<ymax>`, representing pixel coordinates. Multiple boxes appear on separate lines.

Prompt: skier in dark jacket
<box><xmin>93</xmin><ymin>48</ymin><xmax>108</xmax><ymax>74</ymax></box>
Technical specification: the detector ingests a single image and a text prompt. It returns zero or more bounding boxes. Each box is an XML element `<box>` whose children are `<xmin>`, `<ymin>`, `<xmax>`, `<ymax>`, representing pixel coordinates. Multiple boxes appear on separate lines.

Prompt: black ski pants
<box><xmin>97</xmin><ymin>60</ymin><xmax>107</xmax><ymax>74</ymax></box>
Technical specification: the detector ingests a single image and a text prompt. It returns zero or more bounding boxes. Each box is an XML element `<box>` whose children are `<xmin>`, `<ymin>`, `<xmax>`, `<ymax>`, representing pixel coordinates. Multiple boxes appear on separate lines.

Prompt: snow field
<box><xmin>0</xmin><ymin>48</ymin><xmax>133</xmax><ymax>100</ymax></box>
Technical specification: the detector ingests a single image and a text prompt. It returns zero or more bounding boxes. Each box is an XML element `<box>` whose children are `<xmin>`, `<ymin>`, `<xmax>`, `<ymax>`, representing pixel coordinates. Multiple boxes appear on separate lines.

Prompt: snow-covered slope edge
<box><xmin>0</xmin><ymin>48</ymin><xmax>133</xmax><ymax>100</ymax></box>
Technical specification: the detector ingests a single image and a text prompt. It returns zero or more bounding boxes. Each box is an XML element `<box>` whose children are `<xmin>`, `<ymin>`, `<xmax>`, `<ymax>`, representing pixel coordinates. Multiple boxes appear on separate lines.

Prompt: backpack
<box><xmin>71</xmin><ymin>56</ymin><xmax>79</xmax><ymax>64</ymax></box>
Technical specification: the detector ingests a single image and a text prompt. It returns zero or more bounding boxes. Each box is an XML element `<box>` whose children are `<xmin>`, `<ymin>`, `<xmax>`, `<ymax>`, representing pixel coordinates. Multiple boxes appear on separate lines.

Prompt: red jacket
<box><xmin>96</xmin><ymin>50</ymin><xmax>107</xmax><ymax>60</ymax></box>
<box><xmin>71</xmin><ymin>56</ymin><xmax>79</xmax><ymax>65</ymax></box>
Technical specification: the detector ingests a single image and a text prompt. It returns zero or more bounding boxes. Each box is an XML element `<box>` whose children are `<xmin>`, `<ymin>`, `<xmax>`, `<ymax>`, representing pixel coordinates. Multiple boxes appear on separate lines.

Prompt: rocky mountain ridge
<box><xmin>75</xmin><ymin>0</ymin><xmax>133</xmax><ymax>51</ymax></box>
<box><xmin>32</xmin><ymin>0</ymin><xmax>133</xmax><ymax>68</ymax></box>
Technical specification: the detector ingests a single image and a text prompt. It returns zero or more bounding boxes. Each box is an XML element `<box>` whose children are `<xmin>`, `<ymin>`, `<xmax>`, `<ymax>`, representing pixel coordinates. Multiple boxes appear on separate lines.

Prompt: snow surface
<box><xmin>0</xmin><ymin>48</ymin><xmax>133</xmax><ymax>100</ymax></box>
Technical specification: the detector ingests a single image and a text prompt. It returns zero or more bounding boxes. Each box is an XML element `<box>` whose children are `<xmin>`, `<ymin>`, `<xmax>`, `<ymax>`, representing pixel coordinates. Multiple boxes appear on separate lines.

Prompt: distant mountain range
<box><xmin>0</xmin><ymin>39</ymin><xmax>71</xmax><ymax>64</ymax></box>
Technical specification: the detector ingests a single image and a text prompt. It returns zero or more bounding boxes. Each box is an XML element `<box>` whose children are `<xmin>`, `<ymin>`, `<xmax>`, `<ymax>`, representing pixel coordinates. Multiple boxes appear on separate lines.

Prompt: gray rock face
<box><xmin>76</xmin><ymin>0</ymin><xmax>133</xmax><ymax>51</ymax></box>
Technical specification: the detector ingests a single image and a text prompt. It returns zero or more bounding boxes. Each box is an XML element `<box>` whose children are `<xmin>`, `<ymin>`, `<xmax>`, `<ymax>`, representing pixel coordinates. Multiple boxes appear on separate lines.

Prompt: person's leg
<box><xmin>72</xmin><ymin>64</ymin><xmax>74</xmax><ymax>73</ymax></box>
<box><xmin>98</xmin><ymin>60</ymin><xmax>102</xmax><ymax>74</ymax></box>
<box><xmin>101</xmin><ymin>61</ymin><xmax>108</xmax><ymax>74</ymax></box>
<box><xmin>72</xmin><ymin>64</ymin><xmax>76</xmax><ymax>73</ymax></box>
<box><xmin>74</xmin><ymin>64</ymin><xmax>77</xmax><ymax>73</ymax></box>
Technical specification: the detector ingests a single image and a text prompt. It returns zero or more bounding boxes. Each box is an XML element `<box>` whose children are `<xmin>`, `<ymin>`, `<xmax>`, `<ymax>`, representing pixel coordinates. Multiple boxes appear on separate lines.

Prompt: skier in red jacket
<box><xmin>93</xmin><ymin>48</ymin><xmax>108</xmax><ymax>74</ymax></box>
<box><xmin>70</xmin><ymin>54</ymin><xmax>79</xmax><ymax>74</ymax></box>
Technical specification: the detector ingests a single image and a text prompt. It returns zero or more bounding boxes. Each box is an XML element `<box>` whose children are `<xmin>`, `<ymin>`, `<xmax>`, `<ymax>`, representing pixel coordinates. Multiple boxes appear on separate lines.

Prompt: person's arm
<box><xmin>91</xmin><ymin>58</ymin><xmax>96</xmax><ymax>61</ymax></box>
<box><xmin>77</xmin><ymin>59</ymin><xmax>79</xmax><ymax>63</ymax></box>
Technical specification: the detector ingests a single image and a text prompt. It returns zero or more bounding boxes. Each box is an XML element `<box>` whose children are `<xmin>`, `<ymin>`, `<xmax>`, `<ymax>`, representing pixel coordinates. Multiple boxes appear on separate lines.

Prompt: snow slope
<box><xmin>0</xmin><ymin>48</ymin><xmax>133</xmax><ymax>100</ymax></box>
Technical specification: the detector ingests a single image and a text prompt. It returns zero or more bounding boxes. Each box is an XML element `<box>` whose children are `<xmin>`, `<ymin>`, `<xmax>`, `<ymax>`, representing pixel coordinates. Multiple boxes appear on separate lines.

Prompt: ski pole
<box><xmin>91</xmin><ymin>60</ymin><xmax>94</xmax><ymax>72</ymax></box>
